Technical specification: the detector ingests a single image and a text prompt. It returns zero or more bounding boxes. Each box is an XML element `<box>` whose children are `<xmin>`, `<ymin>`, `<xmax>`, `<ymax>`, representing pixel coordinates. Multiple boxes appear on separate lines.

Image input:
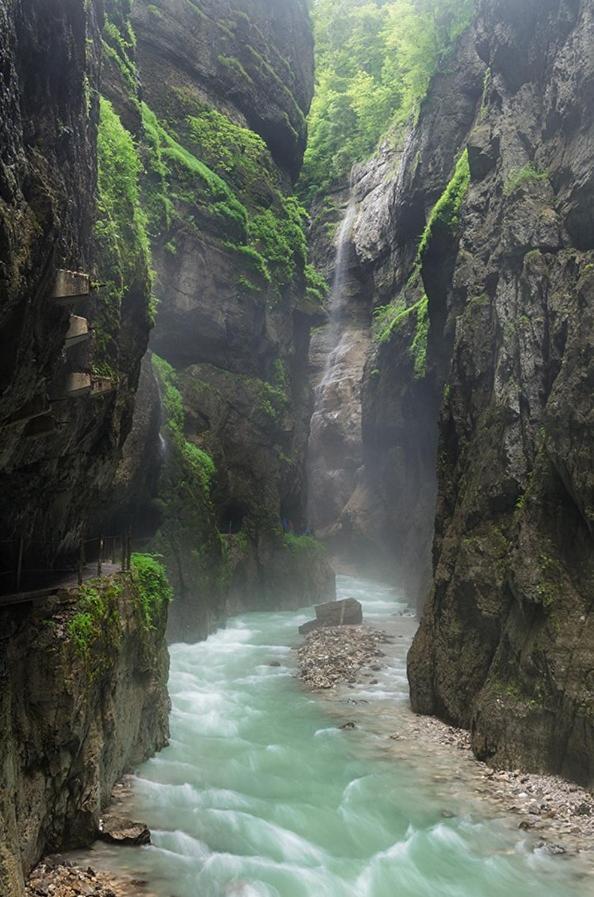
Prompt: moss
<box><xmin>504</xmin><ymin>164</ymin><xmax>549</xmax><ymax>197</ymax></box>
<box><xmin>186</xmin><ymin>103</ymin><xmax>274</xmax><ymax>197</ymax></box>
<box><xmin>181</xmin><ymin>441</ymin><xmax>215</xmax><ymax>492</ymax></box>
<box><xmin>411</xmin><ymin>295</ymin><xmax>429</xmax><ymax>379</ymax></box>
<box><xmin>225</xmin><ymin>241</ymin><xmax>271</xmax><ymax>283</ymax></box>
<box><xmin>152</xmin><ymin>354</ymin><xmax>216</xmax><ymax>493</ymax></box>
<box><xmin>304</xmin><ymin>263</ymin><xmax>329</xmax><ymax>303</ymax></box>
<box><xmin>102</xmin><ymin>19</ymin><xmax>138</xmax><ymax>96</ymax></box>
<box><xmin>150</xmin><ymin>354</ymin><xmax>224</xmax><ymax>608</ymax></box>
<box><xmin>284</xmin><ymin>533</ymin><xmax>327</xmax><ymax>557</ymax></box>
<box><xmin>373</xmin><ymin>294</ymin><xmax>425</xmax><ymax>346</ymax></box>
<box><xmin>94</xmin><ymin>96</ymin><xmax>151</xmax><ymax>374</ymax></box>
<box><xmin>141</xmin><ymin>97</ymin><xmax>314</xmax><ymax>301</ymax></box>
<box><xmin>238</xmin><ymin>275</ymin><xmax>262</xmax><ymax>293</ymax></box>
<box><xmin>418</xmin><ymin>149</ymin><xmax>470</xmax><ymax>259</ymax></box>
<box><xmin>217</xmin><ymin>54</ymin><xmax>254</xmax><ymax>86</ymax></box>
<box><xmin>479</xmin><ymin>67</ymin><xmax>491</xmax><ymax>120</ymax></box>
<box><xmin>248</xmin><ymin>201</ymin><xmax>303</xmax><ymax>290</ymax></box>
<box><xmin>67</xmin><ymin>578</ymin><xmax>123</xmax><ymax>669</ymax></box>
<box><xmin>130</xmin><ymin>553</ymin><xmax>173</xmax><ymax>629</ymax></box>
<box><xmin>141</xmin><ymin>101</ymin><xmax>248</xmax><ymax>241</ymax></box>
<box><xmin>535</xmin><ymin>553</ymin><xmax>564</xmax><ymax>608</ymax></box>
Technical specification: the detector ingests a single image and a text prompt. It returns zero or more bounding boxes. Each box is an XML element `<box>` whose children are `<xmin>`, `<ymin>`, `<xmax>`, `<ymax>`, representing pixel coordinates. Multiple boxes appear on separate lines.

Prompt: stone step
<box><xmin>64</xmin><ymin>315</ymin><xmax>90</xmax><ymax>348</ymax></box>
<box><xmin>50</xmin><ymin>269</ymin><xmax>90</xmax><ymax>306</ymax></box>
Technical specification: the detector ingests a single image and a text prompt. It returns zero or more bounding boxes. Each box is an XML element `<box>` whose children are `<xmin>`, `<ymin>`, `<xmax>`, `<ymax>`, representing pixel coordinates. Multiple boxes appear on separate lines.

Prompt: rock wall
<box><xmin>407</xmin><ymin>0</ymin><xmax>594</xmax><ymax>786</ymax></box>
<box><xmin>0</xmin><ymin>0</ymin><xmax>152</xmax><ymax>582</ymax></box>
<box><xmin>0</xmin><ymin>573</ymin><xmax>170</xmax><ymax>897</ymax></box>
<box><xmin>112</xmin><ymin>0</ymin><xmax>335</xmax><ymax>639</ymax></box>
<box><xmin>0</xmin><ymin>2</ymin><xmax>170</xmax><ymax>893</ymax></box>
<box><xmin>307</xmin><ymin>0</ymin><xmax>594</xmax><ymax>785</ymax></box>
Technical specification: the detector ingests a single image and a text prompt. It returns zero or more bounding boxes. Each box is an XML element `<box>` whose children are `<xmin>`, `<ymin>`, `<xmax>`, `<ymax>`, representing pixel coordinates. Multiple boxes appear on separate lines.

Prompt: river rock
<box><xmin>26</xmin><ymin>862</ymin><xmax>137</xmax><ymax>897</ymax></box>
<box><xmin>297</xmin><ymin>624</ymin><xmax>387</xmax><ymax>688</ymax></box>
<box><xmin>98</xmin><ymin>815</ymin><xmax>151</xmax><ymax>846</ymax></box>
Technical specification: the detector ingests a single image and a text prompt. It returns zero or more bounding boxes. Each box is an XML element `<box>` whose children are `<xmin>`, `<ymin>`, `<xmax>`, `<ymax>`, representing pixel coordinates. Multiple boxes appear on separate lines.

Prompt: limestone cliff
<box><xmin>112</xmin><ymin>0</ymin><xmax>335</xmax><ymax>639</ymax></box>
<box><xmin>319</xmin><ymin>0</ymin><xmax>594</xmax><ymax>783</ymax></box>
<box><xmin>406</xmin><ymin>0</ymin><xmax>594</xmax><ymax>786</ymax></box>
<box><xmin>0</xmin><ymin>0</ymin><xmax>152</xmax><ymax>583</ymax></box>
<box><xmin>0</xmin><ymin>570</ymin><xmax>170</xmax><ymax>896</ymax></box>
<box><xmin>0</xmin><ymin>2</ymin><xmax>169</xmax><ymax>893</ymax></box>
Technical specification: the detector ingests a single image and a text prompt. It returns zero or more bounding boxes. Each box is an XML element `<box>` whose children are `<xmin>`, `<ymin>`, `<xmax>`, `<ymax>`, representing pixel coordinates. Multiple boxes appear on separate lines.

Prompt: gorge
<box><xmin>0</xmin><ymin>0</ymin><xmax>593</xmax><ymax>894</ymax></box>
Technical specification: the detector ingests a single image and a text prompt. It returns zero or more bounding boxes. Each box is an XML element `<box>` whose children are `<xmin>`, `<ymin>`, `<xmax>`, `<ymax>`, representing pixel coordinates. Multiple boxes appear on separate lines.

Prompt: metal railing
<box><xmin>0</xmin><ymin>531</ymin><xmax>151</xmax><ymax>595</ymax></box>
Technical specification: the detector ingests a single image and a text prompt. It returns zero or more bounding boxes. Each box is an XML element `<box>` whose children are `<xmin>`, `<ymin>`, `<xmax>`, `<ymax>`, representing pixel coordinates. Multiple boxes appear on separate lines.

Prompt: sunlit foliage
<box><xmin>300</xmin><ymin>0</ymin><xmax>476</xmax><ymax>200</ymax></box>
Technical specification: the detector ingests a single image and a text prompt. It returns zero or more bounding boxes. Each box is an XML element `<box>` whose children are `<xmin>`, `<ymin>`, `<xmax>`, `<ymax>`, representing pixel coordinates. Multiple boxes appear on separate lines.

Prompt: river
<box><xmin>80</xmin><ymin>574</ymin><xmax>594</xmax><ymax>896</ymax></box>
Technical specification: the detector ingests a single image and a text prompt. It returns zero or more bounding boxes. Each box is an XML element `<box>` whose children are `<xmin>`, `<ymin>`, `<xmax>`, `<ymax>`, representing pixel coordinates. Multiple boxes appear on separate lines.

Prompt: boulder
<box><xmin>98</xmin><ymin>816</ymin><xmax>151</xmax><ymax>847</ymax></box>
<box><xmin>316</xmin><ymin>598</ymin><xmax>363</xmax><ymax>626</ymax></box>
<box><xmin>298</xmin><ymin>597</ymin><xmax>362</xmax><ymax>634</ymax></box>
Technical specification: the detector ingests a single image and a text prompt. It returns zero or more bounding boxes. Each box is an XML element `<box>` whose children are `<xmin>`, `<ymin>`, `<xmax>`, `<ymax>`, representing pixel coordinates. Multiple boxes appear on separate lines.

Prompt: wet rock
<box><xmin>536</xmin><ymin>842</ymin><xmax>567</xmax><ymax>857</ymax></box>
<box><xmin>406</xmin><ymin>0</ymin><xmax>594</xmax><ymax>786</ymax></box>
<box><xmin>298</xmin><ymin>598</ymin><xmax>362</xmax><ymax>634</ymax></box>
<box><xmin>339</xmin><ymin>721</ymin><xmax>357</xmax><ymax>730</ymax></box>
<box><xmin>26</xmin><ymin>862</ymin><xmax>141</xmax><ymax>897</ymax></box>
<box><xmin>299</xmin><ymin>619</ymin><xmax>322</xmax><ymax>636</ymax></box>
<box><xmin>98</xmin><ymin>816</ymin><xmax>151</xmax><ymax>846</ymax></box>
<box><xmin>317</xmin><ymin>598</ymin><xmax>362</xmax><ymax>626</ymax></box>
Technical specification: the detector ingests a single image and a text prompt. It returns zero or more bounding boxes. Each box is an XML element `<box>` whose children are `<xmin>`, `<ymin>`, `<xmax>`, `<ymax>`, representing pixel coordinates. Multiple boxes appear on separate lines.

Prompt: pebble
<box><xmin>26</xmin><ymin>862</ymin><xmax>148</xmax><ymax>897</ymax></box>
<box><xmin>296</xmin><ymin>625</ymin><xmax>387</xmax><ymax>689</ymax></box>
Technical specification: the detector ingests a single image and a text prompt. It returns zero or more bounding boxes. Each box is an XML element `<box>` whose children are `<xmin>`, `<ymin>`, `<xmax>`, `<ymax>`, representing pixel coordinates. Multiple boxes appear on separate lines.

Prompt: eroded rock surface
<box><xmin>112</xmin><ymin>0</ymin><xmax>334</xmax><ymax>637</ymax></box>
<box><xmin>306</xmin><ymin>0</ymin><xmax>594</xmax><ymax>784</ymax></box>
<box><xmin>0</xmin><ymin>576</ymin><xmax>169</xmax><ymax>896</ymax></box>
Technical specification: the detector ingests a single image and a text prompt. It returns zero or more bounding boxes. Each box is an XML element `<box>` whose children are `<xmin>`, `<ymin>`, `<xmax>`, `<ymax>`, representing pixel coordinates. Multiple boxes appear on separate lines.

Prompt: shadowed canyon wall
<box><xmin>0</xmin><ymin>0</ymin><xmax>329</xmax><ymax>888</ymax></box>
<box><xmin>308</xmin><ymin>0</ymin><xmax>594</xmax><ymax>783</ymax></box>
<box><xmin>108</xmin><ymin>0</ymin><xmax>335</xmax><ymax>639</ymax></box>
<box><xmin>0</xmin><ymin>0</ymin><xmax>152</xmax><ymax>580</ymax></box>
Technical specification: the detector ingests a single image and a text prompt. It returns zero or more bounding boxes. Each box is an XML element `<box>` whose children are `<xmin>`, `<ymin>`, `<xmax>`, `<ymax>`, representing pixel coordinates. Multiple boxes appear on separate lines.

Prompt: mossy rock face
<box><xmin>102</xmin><ymin>0</ymin><xmax>328</xmax><ymax>630</ymax></box>
<box><xmin>0</xmin><ymin>572</ymin><xmax>170</xmax><ymax>893</ymax></box>
<box><xmin>131</xmin><ymin>0</ymin><xmax>313</xmax><ymax>180</ymax></box>
<box><xmin>401</xmin><ymin>0</ymin><xmax>594</xmax><ymax>786</ymax></box>
<box><xmin>0</xmin><ymin>0</ymin><xmax>150</xmax><ymax>581</ymax></box>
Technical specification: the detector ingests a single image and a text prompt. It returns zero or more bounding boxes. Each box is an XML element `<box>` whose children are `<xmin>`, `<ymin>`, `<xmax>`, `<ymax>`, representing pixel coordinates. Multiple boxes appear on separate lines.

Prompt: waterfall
<box><xmin>307</xmin><ymin>193</ymin><xmax>370</xmax><ymax>541</ymax></box>
<box><xmin>320</xmin><ymin>198</ymin><xmax>357</xmax><ymax>381</ymax></box>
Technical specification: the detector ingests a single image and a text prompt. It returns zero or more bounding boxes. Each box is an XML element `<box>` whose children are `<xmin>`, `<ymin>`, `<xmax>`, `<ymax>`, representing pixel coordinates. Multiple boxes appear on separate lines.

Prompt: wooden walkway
<box><xmin>0</xmin><ymin>563</ymin><xmax>121</xmax><ymax>610</ymax></box>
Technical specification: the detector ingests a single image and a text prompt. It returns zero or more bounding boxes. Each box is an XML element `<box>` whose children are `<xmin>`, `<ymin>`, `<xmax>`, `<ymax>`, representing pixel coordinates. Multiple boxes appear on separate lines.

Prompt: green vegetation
<box><xmin>67</xmin><ymin>579</ymin><xmax>123</xmax><ymax>666</ymax></box>
<box><xmin>102</xmin><ymin>11</ymin><xmax>138</xmax><ymax>96</ymax></box>
<box><xmin>140</xmin><ymin>98</ymin><xmax>325</xmax><ymax>301</ymax></box>
<box><xmin>418</xmin><ymin>149</ymin><xmax>470</xmax><ymax>258</ymax></box>
<box><xmin>301</xmin><ymin>0</ymin><xmax>476</xmax><ymax>200</ymax></box>
<box><xmin>305</xmin><ymin>263</ymin><xmax>330</xmax><ymax>303</ymax></box>
<box><xmin>373</xmin><ymin>297</ymin><xmax>417</xmax><ymax>344</ymax></box>
<box><xmin>410</xmin><ymin>294</ymin><xmax>429</xmax><ymax>377</ymax></box>
<box><xmin>94</xmin><ymin>96</ymin><xmax>151</xmax><ymax>377</ymax></box>
<box><xmin>371</xmin><ymin>149</ymin><xmax>470</xmax><ymax>378</ymax></box>
<box><xmin>504</xmin><ymin>163</ymin><xmax>549</xmax><ymax>196</ymax></box>
<box><xmin>152</xmin><ymin>353</ymin><xmax>216</xmax><ymax>493</ymax></box>
<box><xmin>284</xmin><ymin>533</ymin><xmax>327</xmax><ymax>557</ymax></box>
<box><xmin>67</xmin><ymin>560</ymin><xmax>171</xmax><ymax>674</ymax></box>
<box><xmin>130</xmin><ymin>553</ymin><xmax>173</xmax><ymax>628</ymax></box>
<box><xmin>150</xmin><ymin>354</ymin><xmax>225</xmax><ymax>613</ymax></box>
<box><xmin>142</xmin><ymin>101</ymin><xmax>248</xmax><ymax>240</ymax></box>
<box><xmin>186</xmin><ymin>103</ymin><xmax>275</xmax><ymax>196</ymax></box>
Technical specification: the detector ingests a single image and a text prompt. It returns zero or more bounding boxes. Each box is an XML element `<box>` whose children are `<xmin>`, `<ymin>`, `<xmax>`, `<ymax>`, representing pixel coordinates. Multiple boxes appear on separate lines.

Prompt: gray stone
<box><xmin>98</xmin><ymin>816</ymin><xmax>151</xmax><ymax>847</ymax></box>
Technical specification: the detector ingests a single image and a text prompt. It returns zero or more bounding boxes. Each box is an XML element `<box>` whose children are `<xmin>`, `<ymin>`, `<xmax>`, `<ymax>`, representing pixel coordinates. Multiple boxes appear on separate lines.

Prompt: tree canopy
<box><xmin>300</xmin><ymin>0</ymin><xmax>475</xmax><ymax>201</ymax></box>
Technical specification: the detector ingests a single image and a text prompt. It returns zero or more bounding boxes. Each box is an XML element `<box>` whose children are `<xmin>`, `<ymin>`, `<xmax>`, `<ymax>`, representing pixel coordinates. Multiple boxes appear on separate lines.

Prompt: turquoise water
<box><xmin>93</xmin><ymin>575</ymin><xmax>594</xmax><ymax>896</ymax></box>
